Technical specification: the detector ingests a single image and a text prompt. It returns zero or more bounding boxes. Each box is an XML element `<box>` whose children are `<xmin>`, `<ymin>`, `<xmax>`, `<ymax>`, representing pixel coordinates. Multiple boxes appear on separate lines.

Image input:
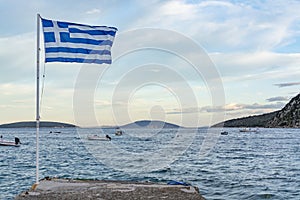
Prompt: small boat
<box><xmin>239</xmin><ymin>128</ymin><xmax>259</xmax><ymax>133</ymax></box>
<box><xmin>115</xmin><ymin>128</ymin><xmax>123</xmax><ymax>136</ymax></box>
<box><xmin>221</xmin><ymin>131</ymin><xmax>228</xmax><ymax>135</ymax></box>
<box><xmin>87</xmin><ymin>135</ymin><xmax>111</xmax><ymax>141</ymax></box>
<box><xmin>49</xmin><ymin>131</ymin><xmax>61</xmax><ymax>134</ymax></box>
<box><xmin>0</xmin><ymin>137</ymin><xmax>21</xmax><ymax>147</ymax></box>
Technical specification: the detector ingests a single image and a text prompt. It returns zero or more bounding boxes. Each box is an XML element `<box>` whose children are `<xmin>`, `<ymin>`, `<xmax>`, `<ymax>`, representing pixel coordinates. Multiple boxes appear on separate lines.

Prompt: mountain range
<box><xmin>214</xmin><ymin>93</ymin><xmax>300</xmax><ymax>128</ymax></box>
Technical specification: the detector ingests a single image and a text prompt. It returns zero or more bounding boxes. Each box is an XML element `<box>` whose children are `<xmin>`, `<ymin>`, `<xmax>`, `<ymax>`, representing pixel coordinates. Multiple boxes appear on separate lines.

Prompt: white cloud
<box><xmin>0</xmin><ymin>33</ymin><xmax>35</xmax><ymax>84</ymax></box>
<box><xmin>1</xmin><ymin>0</ymin><xmax>300</xmax><ymax>126</ymax></box>
<box><xmin>132</xmin><ymin>0</ymin><xmax>300</xmax><ymax>52</ymax></box>
<box><xmin>0</xmin><ymin>83</ymin><xmax>34</xmax><ymax>96</ymax></box>
<box><xmin>210</xmin><ymin>51</ymin><xmax>300</xmax><ymax>81</ymax></box>
<box><xmin>159</xmin><ymin>0</ymin><xmax>197</xmax><ymax>20</ymax></box>
<box><xmin>274</xmin><ymin>82</ymin><xmax>300</xmax><ymax>88</ymax></box>
<box><xmin>86</xmin><ymin>8</ymin><xmax>101</xmax><ymax>15</ymax></box>
<box><xmin>266</xmin><ymin>96</ymin><xmax>290</xmax><ymax>102</ymax></box>
<box><xmin>167</xmin><ymin>101</ymin><xmax>284</xmax><ymax>115</ymax></box>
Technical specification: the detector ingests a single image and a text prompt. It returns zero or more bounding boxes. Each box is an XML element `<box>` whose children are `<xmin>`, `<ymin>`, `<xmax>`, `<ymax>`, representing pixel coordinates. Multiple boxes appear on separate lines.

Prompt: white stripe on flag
<box><xmin>43</xmin><ymin>27</ymin><xmax>68</xmax><ymax>32</ymax></box>
<box><xmin>68</xmin><ymin>25</ymin><xmax>116</xmax><ymax>32</ymax></box>
<box><xmin>43</xmin><ymin>26</ymin><xmax>116</xmax><ymax>33</ymax></box>
<box><xmin>69</xmin><ymin>33</ymin><xmax>115</xmax><ymax>41</ymax></box>
<box><xmin>44</xmin><ymin>42</ymin><xmax>111</xmax><ymax>50</ymax></box>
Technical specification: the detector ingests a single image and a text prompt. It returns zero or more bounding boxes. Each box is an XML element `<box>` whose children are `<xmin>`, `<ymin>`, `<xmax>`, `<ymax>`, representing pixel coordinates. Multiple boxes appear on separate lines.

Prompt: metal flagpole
<box><xmin>36</xmin><ymin>13</ymin><xmax>41</xmax><ymax>185</ymax></box>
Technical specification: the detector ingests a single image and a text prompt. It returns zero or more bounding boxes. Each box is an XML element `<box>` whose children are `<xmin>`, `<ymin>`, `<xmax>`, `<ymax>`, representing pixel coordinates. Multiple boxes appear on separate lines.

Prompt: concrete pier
<box><xmin>15</xmin><ymin>178</ymin><xmax>205</xmax><ymax>200</ymax></box>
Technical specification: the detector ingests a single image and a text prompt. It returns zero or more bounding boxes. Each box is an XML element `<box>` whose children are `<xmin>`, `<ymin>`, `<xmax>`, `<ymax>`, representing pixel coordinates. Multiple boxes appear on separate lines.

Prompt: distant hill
<box><xmin>121</xmin><ymin>120</ymin><xmax>180</xmax><ymax>129</ymax></box>
<box><xmin>0</xmin><ymin>121</ymin><xmax>76</xmax><ymax>128</ymax></box>
<box><xmin>213</xmin><ymin>93</ymin><xmax>300</xmax><ymax>128</ymax></box>
<box><xmin>213</xmin><ymin>111</ymin><xmax>278</xmax><ymax>127</ymax></box>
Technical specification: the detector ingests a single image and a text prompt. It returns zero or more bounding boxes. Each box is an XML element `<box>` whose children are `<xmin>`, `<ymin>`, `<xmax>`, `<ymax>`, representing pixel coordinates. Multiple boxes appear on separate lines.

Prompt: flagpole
<box><xmin>36</xmin><ymin>13</ymin><xmax>41</xmax><ymax>185</ymax></box>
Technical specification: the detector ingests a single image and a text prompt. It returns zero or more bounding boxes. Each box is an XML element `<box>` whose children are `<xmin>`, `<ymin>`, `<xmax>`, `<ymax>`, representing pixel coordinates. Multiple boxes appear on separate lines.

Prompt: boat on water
<box><xmin>87</xmin><ymin>135</ymin><xmax>111</xmax><ymax>141</ymax></box>
<box><xmin>115</xmin><ymin>128</ymin><xmax>123</xmax><ymax>136</ymax></box>
<box><xmin>49</xmin><ymin>131</ymin><xmax>61</xmax><ymax>134</ymax></box>
<box><xmin>239</xmin><ymin>128</ymin><xmax>259</xmax><ymax>133</ymax></box>
<box><xmin>221</xmin><ymin>131</ymin><xmax>228</xmax><ymax>135</ymax></box>
<box><xmin>0</xmin><ymin>137</ymin><xmax>21</xmax><ymax>147</ymax></box>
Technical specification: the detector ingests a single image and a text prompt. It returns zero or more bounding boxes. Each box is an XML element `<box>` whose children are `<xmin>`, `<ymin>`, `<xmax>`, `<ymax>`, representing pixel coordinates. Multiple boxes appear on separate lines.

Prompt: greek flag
<box><xmin>41</xmin><ymin>18</ymin><xmax>117</xmax><ymax>64</ymax></box>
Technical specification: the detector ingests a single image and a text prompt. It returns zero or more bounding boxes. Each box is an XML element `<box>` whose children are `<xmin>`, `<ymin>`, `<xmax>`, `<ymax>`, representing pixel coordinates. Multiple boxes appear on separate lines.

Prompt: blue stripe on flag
<box><xmin>45</xmin><ymin>57</ymin><xmax>112</xmax><ymax>64</ymax></box>
<box><xmin>57</xmin><ymin>21</ymin><xmax>117</xmax><ymax>31</ymax></box>
<box><xmin>41</xmin><ymin>17</ymin><xmax>117</xmax><ymax>64</ymax></box>
<box><xmin>68</xmin><ymin>28</ymin><xmax>116</xmax><ymax>36</ymax></box>
<box><xmin>45</xmin><ymin>47</ymin><xmax>111</xmax><ymax>55</ymax></box>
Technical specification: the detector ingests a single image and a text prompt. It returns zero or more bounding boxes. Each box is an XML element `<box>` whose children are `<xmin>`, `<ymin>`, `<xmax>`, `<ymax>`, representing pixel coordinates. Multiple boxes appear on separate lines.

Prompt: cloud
<box><xmin>166</xmin><ymin>107</ymin><xmax>200</xmax><ymax>115</ymax></box>
<box><xmin>266</xmin><ymin>96</ymin><xmax>289</xmax><ymax>102</ymax></box>
<box><xmin>0</xmin><ymin>33</ymin><xmax>35</xmax><ymax>74</ymax></box>
<box><xmin>226</xmin><ymin>102</ymin><xmax>285</xmax><ymax>111</ymax></box>
<box><xmin>0</xmin><ymin>83</ymin><xmax>34</xmax><ymax>96</ymax></box>
<box><xmin>86</xmin><ymin>8</ymin><xmax>101</xmax><ymax>15</ymax></box>
<box><xmin>242</xmin><ymin>102</ymin><xmax>284</xmax><ymax>110</ymax></box>
<box><xmin>133</xmin><ymin>0</ymin><xmax>300</xmax><ymax>52</ymax></box>
<box><xmin>158</xmin><ymin>0</ymin><xmax>197</xmax><ymax>20</ymax></box>
<box><xmin>1</xmin><ymin>0</ymin><xmax>300</xmax><ymax>126</ymax></box>
<box><xmin>210</xmin><ymin>51</ymin><xmax>300</xmax><ymax>83</ymax></box>
<box><xmin>166</xmin><ymin>101</ymin><xmax>284</xmax><ymax>115</ymax></box>
<box><xmin>274</xmin><ymin>82</ymin><xmax>300</xmax><ymax>87</ymax></box>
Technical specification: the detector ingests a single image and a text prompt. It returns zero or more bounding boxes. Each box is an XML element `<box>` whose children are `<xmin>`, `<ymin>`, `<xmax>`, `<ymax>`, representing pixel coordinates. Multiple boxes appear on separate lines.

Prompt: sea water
<box><xmin>0</xmin><ymin>128</ymin><xmax>299</xmax><ymax>200</ymax></box>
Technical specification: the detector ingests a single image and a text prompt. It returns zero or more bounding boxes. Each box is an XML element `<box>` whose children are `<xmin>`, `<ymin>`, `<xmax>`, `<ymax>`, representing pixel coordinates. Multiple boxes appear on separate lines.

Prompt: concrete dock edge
<box><xmin>15</xmin><ymin>178</ymin><xmax>206</xmax><ymax>200</ymax></box>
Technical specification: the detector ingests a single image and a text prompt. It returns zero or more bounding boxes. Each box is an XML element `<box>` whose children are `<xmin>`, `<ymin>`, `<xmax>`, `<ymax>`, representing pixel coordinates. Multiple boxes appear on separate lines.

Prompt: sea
<box><xmin>0</xmin><ymin>127</ymin><xmax>299</xmax><ymax>200</ymax></box>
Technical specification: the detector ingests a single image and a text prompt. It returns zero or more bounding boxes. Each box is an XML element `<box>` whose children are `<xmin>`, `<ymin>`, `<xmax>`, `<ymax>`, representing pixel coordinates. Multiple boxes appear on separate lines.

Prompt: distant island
<box><xmin>121</xmin><ymin>120</ymin><xmax>180</xmax><ymax>129</ymax></box>
<box><xmin>0</xmin><ymin>120</ymin><xmax>180</xmax><ymax>129</ymax></box>
<box><xmin>0</xmin><ymin>121</ymin><xmax>76</xmax><ymax>128</ymax></box>
<box><xmin>213</xmin><ymin>93</ymin><xmax>300</xmax><ymax>128</ymax></box>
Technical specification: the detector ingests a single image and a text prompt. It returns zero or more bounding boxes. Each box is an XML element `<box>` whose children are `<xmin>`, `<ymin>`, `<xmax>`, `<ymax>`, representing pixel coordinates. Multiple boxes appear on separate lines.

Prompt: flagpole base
<box><xmin>31</xmin><ymin>183</ymin><xmax>39</xmax><ymax>191</ymax></box>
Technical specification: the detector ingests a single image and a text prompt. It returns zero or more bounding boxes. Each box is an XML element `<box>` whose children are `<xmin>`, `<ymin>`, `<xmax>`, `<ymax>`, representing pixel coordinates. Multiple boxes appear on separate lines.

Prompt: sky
<box><xmin>0</xmin><ymin>0</ymin><xmax>299</xmax><ymax>127</ymax></box>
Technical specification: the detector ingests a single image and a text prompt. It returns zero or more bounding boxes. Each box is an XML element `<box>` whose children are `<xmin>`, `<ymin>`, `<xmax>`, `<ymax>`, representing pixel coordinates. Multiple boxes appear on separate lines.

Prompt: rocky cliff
<box><xmin>266</xmin><ymin>93</ymin><xmax>300</xmax><ymax>128</ymax></box>
<box><xmin>214</xmin><ymin>93</ymin><xmax>300</xmax><ymax>128</ymax></box>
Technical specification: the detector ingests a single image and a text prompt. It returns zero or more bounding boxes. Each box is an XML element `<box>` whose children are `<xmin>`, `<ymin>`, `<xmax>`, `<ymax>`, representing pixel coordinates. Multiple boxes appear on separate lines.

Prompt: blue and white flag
<box><xmin>41</xmin><ymin>18</ymin><xmax>117</xmax><ymax>64</ymax></box>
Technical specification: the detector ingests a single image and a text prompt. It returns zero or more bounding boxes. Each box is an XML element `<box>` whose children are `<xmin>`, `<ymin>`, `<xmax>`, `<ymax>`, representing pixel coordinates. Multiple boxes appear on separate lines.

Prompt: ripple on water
<box><xmin>0</xmin><ymin>128</ymin><xmax>299</xmax><ymax>200</ymax></box>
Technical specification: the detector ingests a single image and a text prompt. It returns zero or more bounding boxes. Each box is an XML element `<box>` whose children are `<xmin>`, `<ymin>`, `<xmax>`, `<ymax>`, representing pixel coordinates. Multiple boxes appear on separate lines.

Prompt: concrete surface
<box><xmin>15</xmin><ymin>178</ymin><xmax>206</xmax><ymax>200</ymax></box>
